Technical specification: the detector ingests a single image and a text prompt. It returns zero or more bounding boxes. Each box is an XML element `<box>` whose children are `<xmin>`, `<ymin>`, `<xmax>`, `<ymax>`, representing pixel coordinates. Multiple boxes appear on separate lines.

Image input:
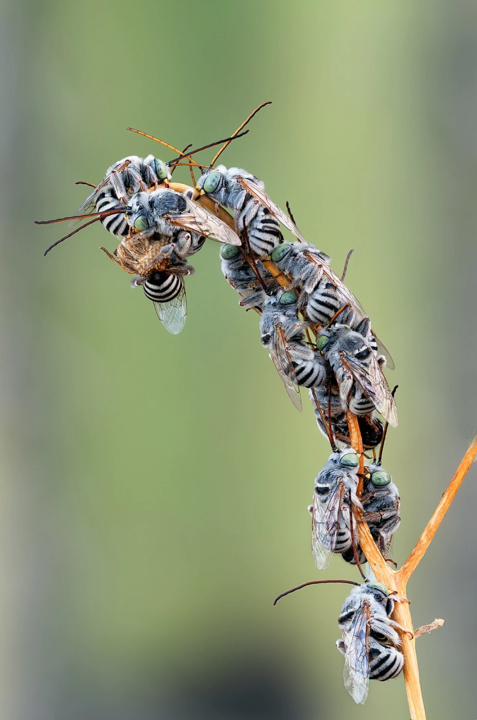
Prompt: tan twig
<box><xmin>400</xmin><ymin>435</ymin><xmax>477</xmax><ymax>583</ymax></box>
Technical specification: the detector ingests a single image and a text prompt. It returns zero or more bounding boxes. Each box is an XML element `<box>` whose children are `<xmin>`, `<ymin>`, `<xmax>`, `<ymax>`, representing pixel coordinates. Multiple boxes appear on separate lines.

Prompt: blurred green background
<box><xmin>2</xmin><ymin>1</ymin><xmax>477</xmax><ymax>718</ymax></box>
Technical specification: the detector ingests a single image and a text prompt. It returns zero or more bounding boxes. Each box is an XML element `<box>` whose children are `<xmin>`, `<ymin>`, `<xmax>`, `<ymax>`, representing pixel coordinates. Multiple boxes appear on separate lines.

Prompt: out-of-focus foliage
<box><xmin>1</xmin><ymin>1</ymin><xmax>477</xmax><ymax>718</ymax></box>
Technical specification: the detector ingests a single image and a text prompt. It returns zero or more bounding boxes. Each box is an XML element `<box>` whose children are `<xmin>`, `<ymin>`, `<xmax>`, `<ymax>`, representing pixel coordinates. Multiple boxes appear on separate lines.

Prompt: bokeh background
<box><xmin>2</xmin><ymin>1</ymin><xmax>477</xmax><ymax>718</ymax></box>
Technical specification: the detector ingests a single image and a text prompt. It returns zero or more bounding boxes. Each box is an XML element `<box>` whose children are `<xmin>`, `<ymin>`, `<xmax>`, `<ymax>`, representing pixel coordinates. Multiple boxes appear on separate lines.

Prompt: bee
<box><xmin>270</xmin><ymin>242</ymin><xmax>395</xmax><ymax>369</ymax></box>
<box><xmin>360</xmin><ymin>463</ymin><xmax>401</xmax><ymax>558</ymax></box>
<box><xmin>195</xmin><ymin>166</ymin><xmax>286</xmax><ymax>258</ymax></box>
<box><xmin>76</xmin><ymin>155</ymin><xmax>171</xmax><ymax>239</ymax></box>
<box><xmin>336</xmin><ymin>582</ymin><xmax>405</xmax><ymax>704</ymax></box>
<box><xmin>309</xmin><ymin>448</ymin><xmax>362</xmax><ymax>570</ymax></box>
<box><xmin>309</xmin><ymin>387</ymin><xmax>384</xmax><ymax>450</ymax></box>
<box><xmin>126</xmin><ymin>188</ymin><xmax>241</xmax><ymax>249</ymax></box>
<box><xmin>219</xmin><ymin>244</ymin><xmax>278</xmax><ymax>311</ymax></box>
<box><xmin>316</xmin><ymin>319</ymin><xmax>398</xmax><ymax>427</ymax></box>
<box><xmin>260</xmin><ymin>290</ymin><xmax>329</xmax><ymax>411</ymax></box>
<box><xmin>100</xmin><ymin>233</ymin><xmax>194</xmax><ymax>335</ymax></box>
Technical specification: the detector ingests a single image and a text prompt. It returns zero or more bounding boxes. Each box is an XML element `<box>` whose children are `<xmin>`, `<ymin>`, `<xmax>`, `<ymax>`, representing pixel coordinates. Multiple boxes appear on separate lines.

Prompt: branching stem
<box><xmin>346</xmin><ymin>412</ymin><xmax>477</xmax><ymax>720</ymax></box>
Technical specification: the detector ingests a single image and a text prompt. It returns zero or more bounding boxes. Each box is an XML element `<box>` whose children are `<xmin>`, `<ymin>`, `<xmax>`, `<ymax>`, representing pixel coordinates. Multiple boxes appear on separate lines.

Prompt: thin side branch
<box><xmin>400</xmin><ymin>434</ymin><xmax>477</xmax><ymax>583</ymax></box>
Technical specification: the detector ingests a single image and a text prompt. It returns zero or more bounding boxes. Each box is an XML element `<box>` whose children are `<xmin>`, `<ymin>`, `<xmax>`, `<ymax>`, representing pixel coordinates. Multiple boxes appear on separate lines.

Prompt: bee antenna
<box><xmin>377</xmin><ymin>385</ymin><xmax>399</xmax><ymax>465</ymax></box>
<box><xmin>43</xmin><ymin>217</ymin><xmax>101</xmax><ymax>256</ymax></box>
<box><xmin>168</xmin><ymin>130</ymin><xmax>249</xmax><ymax>166</ymax></box>
<box><xmin>75</xmin><ymin>181</ymin><xmax>96</xmax><ymax>188</ymax></box>
<box><xmin>341</xmin><ymin>249</ymin><xmax>355</xmax><ymax>281</ymax></box>
<box><xmin>273</xmin><ymin>579</ymin><xmax>360</xmax><ymax>606</ymax></box>
<box><xmin>35</xmin><ymin>207</ymin><xmax>126</xmax><ymax>226</ymax></box>
<box><xmin>210</xmin><ymin>101</ymin><xmax>272</xmax><ymax>167</ymax></box>
<box><xmin>126</xmin><ymin>128</ymin><xmax>201</xmax><ymax>169</ymax></box>
<box><xmin>285</xmin><ymin>201</ymin><xmax>297</xmax><ymax>226</ymax></box>
<box><xmin>328</xmin><ymin>303</ymin><xmax>351</xmax><ymax>327</ymax></box>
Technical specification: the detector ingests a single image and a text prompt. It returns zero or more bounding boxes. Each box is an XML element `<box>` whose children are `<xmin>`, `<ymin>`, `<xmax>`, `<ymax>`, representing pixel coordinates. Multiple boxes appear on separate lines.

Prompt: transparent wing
<box><xmin>237</xmin><ymin>176</ymin><xmax>309</xmax><ymax>244</ymax></box>
<box><xmin>236</xmin><ymin>175</ymin><xmax>369</xmax><ymax>323</ymax></box>
<box><xmin>342</xmin><ymin>601</ymin><xmax>370</xmax><ymax>704</ymax></box>
<box><xmin>311</xmin><ymin>481</ymin><xmax>345</xmax><ymax>569</ymax></box>
<box><xmin>373</xmin><ymin>333</ymin><xmax>395</xmax><ymax>371</ymax></box>
<box><xmin>166</xmin><ymin>197</ymin><xmax>241</xmax><ymax>246</ymax></box>
<box><xmin>72</xmin><ymin>159</ymin><xmax>132</xmax><ymax>225</ymax></box>
<box><xmin>340</xmin><ymin>352</ymin><xmax>398</xmax><ymax>427</ymax></box>
<box><xmin>153</xmin><ymin>285</ymin><xmax>187</xmax><ymax>335</ymax></box>
<box><xmin>303</xmin><ymin>250</ymin><xmax>367</xmax><ymax>318</ymax></box>
<box><xmin>268</xmin><ymin>323</ymin><xmax>302</xmax><ymax>411</ymax></box>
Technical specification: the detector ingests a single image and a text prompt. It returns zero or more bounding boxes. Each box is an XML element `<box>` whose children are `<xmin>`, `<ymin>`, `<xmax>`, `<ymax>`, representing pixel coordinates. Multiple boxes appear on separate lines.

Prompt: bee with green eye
<box><xmin>259</xmin><ymin>290</ymin><xmax>329</xmax><ymax>411</ymax></box>
<box><xmin>126</xmin><ymin>187</ymin><xmax>241</xmax><ymax>252</ymax></box>
<box><xmin>337</xmin><ymin>582</ymin><xmax>406</xmax><ymax>704</ymax></box>
<box><xmin>309</xmin><ymin>447</ymin><xmax>363</xmax><ymax>570</ymax></box>
<box><xmin>195</xmin><ymin>165</ymin><xmax>285</xmax><ymax>258</ymax></box>
<box><xmin>76</xmin><ymin>155</ymin><xmax>172</xmax><ymax>239</ymax></box>
<box><xmin>316</xmin><ymin>319</ymin><xmax>398</xmax><ymax>428</ymax></box>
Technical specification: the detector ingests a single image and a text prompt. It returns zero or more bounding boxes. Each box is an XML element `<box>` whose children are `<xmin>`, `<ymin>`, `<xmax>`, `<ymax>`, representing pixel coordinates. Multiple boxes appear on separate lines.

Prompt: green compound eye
<box><xmin>279</xmin><ymin>291</ymin><xmax>297</xmax><ymax>306</ymax></box>
<box><xmin>369</xmin><ymin>470</ymin><xmax>392</xmax><ymax>487</ymax></box>
<box><xmin>271</xmin><ymin>244</ymin><xmax>291</xmax><ymax>263</ymax></box>
<box><xmin>134</xmin><ymin>216</ymin><xmax>149</xmax><ymax>231</ymax></box>
<box><xmin>154</xmin><ymin>158</ymin><xmax>169</xmax><ymax>181</ymax></box>
<box><xmin>340</xmin><ymin>452</ymin><xmax>359</xmax><ymax>468</ymax></box>
<box><xmin>220</xmin><ymin>244</ymin><xmax>240</xmax><ymax>260</ymax></box>
<box><xmin>203</xmin><ymin>171</ymin><xmax>221</xmax><ymax>194</ymax></box>
<box><xmin>368</xmin><ymin>582</ymin><xmax>389</xmax><ymax>596</ymax></box>
<box><xmin>316</xmin><ymin>334</ymin><xmax>329</xmax><ymax>351</ymax></box>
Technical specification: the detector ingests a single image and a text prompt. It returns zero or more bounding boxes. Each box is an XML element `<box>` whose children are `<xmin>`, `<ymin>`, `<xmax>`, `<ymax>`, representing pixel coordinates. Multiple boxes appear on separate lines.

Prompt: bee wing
<box><xmin>237</xmin><ymin>176</ymin><xmax>309</xmax><ymax>244</ymax></box>
<box><xmin>268</xmin><ymin>323</ymin><xmax>302</xmax><ymax>411</ymax></box>
<box><xmin>166</xmin><ymin>197</ymin><xmax>241</xmax><ymax>246</ymax></box>
<box><xmin>153</xmin><ymin>284</ymin><xmax>187</xmax><ymax>335</ymax></box>
<box><xmin>311</xmin><ymin>481</ymin><xmax>346</xmax><ymax>569</ymax></box>
<box><xmin>340</xmin><ymin>352</ymin><xmax>398</xmax><ymax>427</ymax></box>
<box><xmin>302</xmin><ymin>250</ymin><xmax>366</xmax><ymax>318</ymax></box>
<box><xmin>373</xmin><ymin>333</ymin><xmax>395</xmax><ymax>371</ymax></box>
<box><xmin>342</xmin><ymin>602</ymin><xmax>370</xmax><ymax>705</ymax></box>
<box><xmin>73</xmin><ymin>159</ymin><xmax>132</xmax><ymax>225</ymax></box>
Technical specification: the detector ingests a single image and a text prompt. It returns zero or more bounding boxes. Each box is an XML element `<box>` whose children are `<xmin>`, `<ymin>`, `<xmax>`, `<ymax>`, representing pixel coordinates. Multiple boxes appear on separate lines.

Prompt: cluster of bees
<box><xmin>37</xmin><ymin>103</ymin><xmax>403</xmax><ymax>705</ymax></box>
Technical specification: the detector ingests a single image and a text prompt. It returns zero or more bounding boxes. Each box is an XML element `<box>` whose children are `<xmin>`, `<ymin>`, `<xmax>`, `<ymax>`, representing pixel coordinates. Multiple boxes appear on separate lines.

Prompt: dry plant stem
<box><xmin>400</xmin><ymin>435</ymin><xmax>477</xmax><ymax>583</ymax></box>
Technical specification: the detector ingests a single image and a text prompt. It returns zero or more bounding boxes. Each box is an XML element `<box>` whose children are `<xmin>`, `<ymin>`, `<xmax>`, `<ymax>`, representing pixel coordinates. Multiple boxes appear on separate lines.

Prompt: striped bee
<box><xmin>270</xmin><ymin>242</ymin><xmax>394</xmax><ymax>369</ymax></box>
<box><xmin>219</xmin><ymin>244</ymin><xmax>278</xmax><ymax>311</ymax></box>
<box><xmin>336</xmin><ymin>582</ymin><xmax>405</xmax><ymax>704</ymax></box>
<box><xmin>76</xmin><ymin>155</ymin><xmax>172</xmax><ymax>239</ymax></box>
<box><xmin>360</xmin><ymin>463</ymin><xmax>401</xmax><ymax>558</ymax></box>
<box><xmin>195</xmin><ymin>165</ymin><xmax>284</xmax><ymax>258</ymax></box>
<box><xmin>316</xmin><ymin>319</ymin><xmax>398</xmax><ymax>427</ymax></box>
<box><xmin>260</xmin><ymin>290</ymin><xmax>329</xmax><ymax>411</ymax></box>
<box><xmin>309</xmin><ymin>448</ymin><xmax>362</xmax><ymax>570</ymax></box>
<box><xmin>126</xmin><ymin>188</ymin><xmax>241</xmax><ymax>250</ymax></box>
<box><xmin>100</xmin><ymin>232</ymin><xmax>194</xmax><ymax>335</ymax></box>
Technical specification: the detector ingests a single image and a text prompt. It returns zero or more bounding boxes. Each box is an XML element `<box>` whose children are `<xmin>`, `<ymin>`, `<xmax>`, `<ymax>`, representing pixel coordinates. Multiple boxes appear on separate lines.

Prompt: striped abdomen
<box><xmin>307</xmin><ymin>281</ymin><xmax>344</xmax><ymax>325</ymax></box>
<box><xmin>368</xmin><ymin>640</ymin><xmax>404</xmax><ymax>681</ymax></box>
<box><xmin>144</xmin><ymin>272</ymin><xmax>182</xmax><ymax>303</ymax></box>
<box><xmin>238</xmin><ymin>197</ymin><xmax>283</xmax><ymax>258</ymax></box>
<box><xmin>96</xmin><ymin>192</ymin><xmax>129</xmax><ymax>237</ymax></box>
<box><xmin>288</xmin><ymin>343</ymin><xmax>327</xmax><ymax>388</ymax></box>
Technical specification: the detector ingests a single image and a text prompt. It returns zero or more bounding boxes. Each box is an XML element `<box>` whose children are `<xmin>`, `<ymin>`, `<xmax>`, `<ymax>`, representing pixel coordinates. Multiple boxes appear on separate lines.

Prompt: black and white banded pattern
<box><xmin>143</xmin><ymin>272</ymin><xmax>183</xmax><ymax>303</ymax></box>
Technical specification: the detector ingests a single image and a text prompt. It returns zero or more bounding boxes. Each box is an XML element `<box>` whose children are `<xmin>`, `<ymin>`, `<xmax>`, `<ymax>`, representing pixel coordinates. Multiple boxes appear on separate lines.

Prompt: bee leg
<box><xmin>99</xmin><ymin>247</ymin><xmax>121</xmax><ymax>265</ymax></box>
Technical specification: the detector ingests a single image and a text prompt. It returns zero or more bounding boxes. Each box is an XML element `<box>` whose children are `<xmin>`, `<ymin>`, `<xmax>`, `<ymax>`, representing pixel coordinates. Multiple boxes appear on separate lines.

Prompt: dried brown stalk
<box><xmin>347</xmin><ymin>413</ymin><xmax>477</xmax><ymax>720</ymax></box>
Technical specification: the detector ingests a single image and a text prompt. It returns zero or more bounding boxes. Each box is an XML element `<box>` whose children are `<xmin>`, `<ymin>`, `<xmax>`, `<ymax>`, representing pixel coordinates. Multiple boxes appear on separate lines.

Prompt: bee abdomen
<box><xmin>96</xmin><ymin>194</ymin><xmax>129</xmax><ymax>237</ymax></box>
<box><xmin>306</xmin><ymin>282</ymin><xmax>342</xmax><ymax>325</ymax></box>
<box><xmin>369</xmin><ymin>645</ymin><xmax>404</xmax><ymax>681</ymax></box>
<box><xmin>144</xmin><ymin>272</ymin><xmax>182</xmax><ymax>303</ymax></box>
<box><xmin>291</xmin><ymin>358</ymin><xmax>327</xmax><ymax>388</ymax></box>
